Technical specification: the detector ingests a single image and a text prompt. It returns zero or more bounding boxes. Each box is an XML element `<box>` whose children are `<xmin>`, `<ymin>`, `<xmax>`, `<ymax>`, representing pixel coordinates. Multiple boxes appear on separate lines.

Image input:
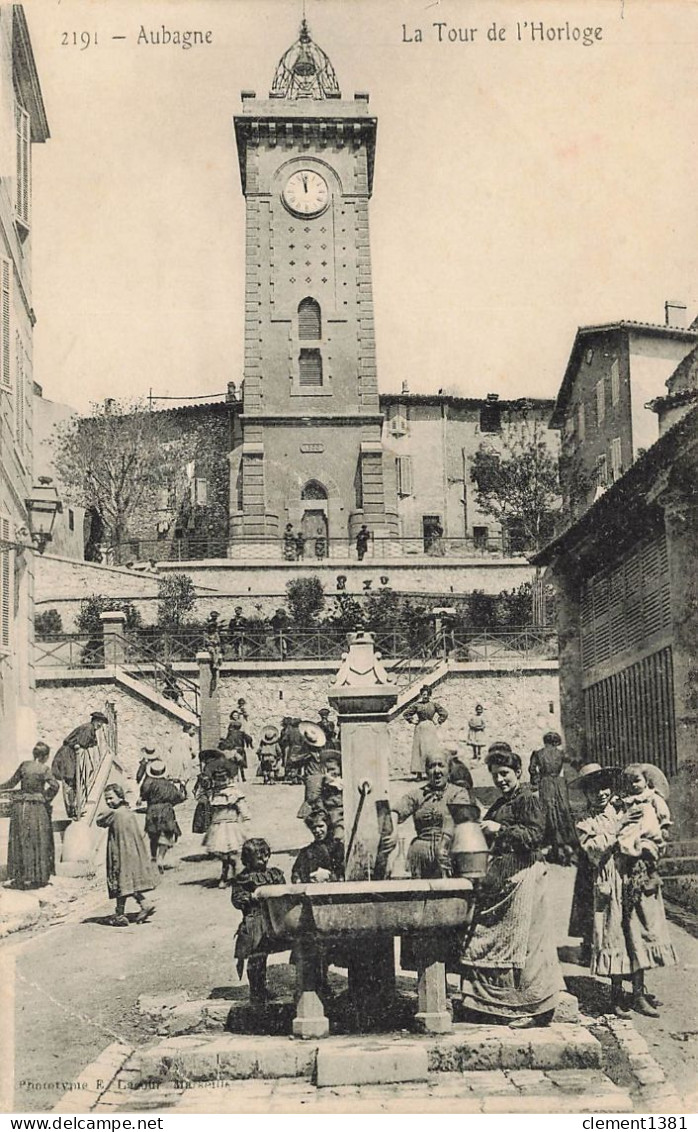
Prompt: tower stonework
<box><xmin>230</xmin><ymin>22</ymin><xmax>398</xmax><ymax>556</ymax></box>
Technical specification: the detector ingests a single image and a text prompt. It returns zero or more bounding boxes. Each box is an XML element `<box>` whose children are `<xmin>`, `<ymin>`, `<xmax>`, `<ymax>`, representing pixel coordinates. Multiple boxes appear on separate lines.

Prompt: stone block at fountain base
<box><xmin>316</xmin><ymin>1041</ymin><xmax>428</xmax><ymax>1087</ymax></box>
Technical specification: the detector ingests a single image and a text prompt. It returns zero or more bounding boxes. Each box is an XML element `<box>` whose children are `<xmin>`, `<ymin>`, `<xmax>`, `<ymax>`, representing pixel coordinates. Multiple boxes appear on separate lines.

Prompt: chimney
<box><xmin>401</xmin><ymin>380</ymin><xmax>410</xmax><ymax>394</ymax></box>
<box><xmin>226</xmin><ymin>381</ymin><xmax>238</xmax><ymax>403</ymax></box>
<box><xmin>665</xmin><ymin>300</ymin><xmax>687</xmax><ymax>329</ymax></box>
<box><xmin>486</xmin><ymin>392</ymin><xmax>500</xmax><ymax>402</ymax></box>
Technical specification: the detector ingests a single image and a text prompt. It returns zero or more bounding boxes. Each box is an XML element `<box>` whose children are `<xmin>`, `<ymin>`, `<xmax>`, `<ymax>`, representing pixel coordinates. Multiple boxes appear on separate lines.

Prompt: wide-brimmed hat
<box><xmin>141</xmin><ymin>745</ymin><xmax>156</xmax><ymax>756</ymax></box>
<box><xmin>263</xmin><ymin>725</ymin><xmax>280</xmax><ymax>742</ymax></box>
<box><xmin>298</xmin><ymin>721</ymin><xmax>327</xmax><ymax>749</ymax></box>
<box><xmin>572</xmin><ymin>762</ymin><xmax>622</xmax><ymax>793</ymax></box>
<box><xmin>146</xmin><ymin>759</ymin><xmax>167</xmax><ymax>778</ymax></box>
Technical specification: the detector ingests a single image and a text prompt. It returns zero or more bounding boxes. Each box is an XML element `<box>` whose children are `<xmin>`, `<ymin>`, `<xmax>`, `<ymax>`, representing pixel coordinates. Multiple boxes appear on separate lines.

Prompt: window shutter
<box><xmin>595</xmin><ymin>379</ymin><xmax>605</xmax><ymax>424</ymax></box>
<box><xmin>299</xmin><ymin>348</ymin><xmax>323</xmax><ymax>386</ymax></box>
<box><xmin>577</xmin><ymin>403</ymin><xmax>585</xmax><ymax>441</ymax></box>
<box><xmin>610</xmin><ymin>360</ymin><xmax>620</xmax><ymax>406</ymax></box>
<box><xmin>0</xmin><ymin>546</ymin><xmax>10</xmax><ymax>650</ymax></box>
<box><xmin>1</xmin><ymin>259</ymin><xmax>10</xmax><ymax>390</ymax></box>
<box><xmin>15</xmin><ymin>332</ymin><xmax>25</xmax><ymax>454</ymax></box>
<box><xmin>195</xmin><ymin>478</ymin><xmax>208</xmax><ymax>506</ymax></box>
<box><xmin>596</xmin><ymin>453</ymin><xmax>608</xmax><ymax>486</ymax></box>
<box><xmin>396</xmin><ymin>454</ymin><xmax>413</xmax><ymax>496</ymax></box>
<box><xmin>298</xmin><ymin>298</ymin><xmax>321</xmax><ymax>340</ymax></box>
<box><xmin>610</xmin><ymin>437</ymin><xmax>622</xmax><ymax>480</ymax></box>
<box><xmin>15</xmin><ymin>103</ymin><xmax>31</xmax><ymax>227</ymax></box>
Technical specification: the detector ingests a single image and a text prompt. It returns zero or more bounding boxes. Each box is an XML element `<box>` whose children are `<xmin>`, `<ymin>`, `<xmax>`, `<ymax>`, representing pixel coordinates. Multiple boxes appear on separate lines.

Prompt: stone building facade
<box><xmin>0</xmin><ymin>5</ymin><xmax>49</xmax><ymax>777</ymax></box>
<box><xmin>551</xmin><ymin>317</ymin><xmax>698</xmax><ymax>522</ymax></box>
<box><xmin>537</xmin><ymin>345</ymin><xmax>698</xmax><ymax>824</ymax></box>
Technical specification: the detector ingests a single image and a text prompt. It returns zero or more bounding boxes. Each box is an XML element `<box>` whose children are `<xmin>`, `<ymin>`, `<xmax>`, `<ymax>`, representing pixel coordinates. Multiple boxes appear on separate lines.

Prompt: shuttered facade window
<box><xmin>15</xmin><ymin>332</ymin><xmax>25</xmax><ymax>456</ymax></box>
<box><xmin>584</xmin><ymin>647</ymin><xmax>676</xmax><ymax>776</ymax></box>
<box><xmin>0</xmin><ymin>518</ymin><xmax>11</xmax><ymax>651</ymax></box>
<box><xmin>298</xmin><ymin>298</ymin><xmax>321</xmax><ymax>340</ymax></box>
<box><xmin>595</xmin><ymin>379</ymin><xmax>605</xmax><ymax>424</ymax></box>
<box><xmin>1</xmin><ymin>258</ymin><xmax>10</xmax><ymax>390</ymax></box>
<box><xmin>611</xmin><ymin>359</ymin><xmax>620</xmax><ymax>406</ymax></box>
<box><xmin>396</xmin><ymin>454</ymin><xmax>413</xmax><ymax>496</ymax></box>
<box><xmin>577</xmin><ymin>403</ymin><xmax>585</xmax><ymax>441</ymax></box>
<box><xmin>299</xmin><ymin>348</ymin><xmax>323</xmax><ymax>386</ymax></box>
<box><xmin>580</xmin><ymin>533</ymin><xmax>672</xmax><ymax>673</ymax></box>
<box><xmin>15</xmin><ymin>103</ymin><xmax>30</xmax><ymax>229</ymax></box>
<box><xmin>610</xmin><ymin>437</ymin><xmax>622</xmax><ymax>481</ymax></box>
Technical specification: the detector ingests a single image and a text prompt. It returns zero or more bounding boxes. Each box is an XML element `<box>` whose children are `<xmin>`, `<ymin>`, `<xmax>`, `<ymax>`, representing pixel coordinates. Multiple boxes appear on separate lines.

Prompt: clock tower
<box><xmin>230</xmin><ymin>20</ymin><xmax>398</xmax><ymax>555</ymax></box>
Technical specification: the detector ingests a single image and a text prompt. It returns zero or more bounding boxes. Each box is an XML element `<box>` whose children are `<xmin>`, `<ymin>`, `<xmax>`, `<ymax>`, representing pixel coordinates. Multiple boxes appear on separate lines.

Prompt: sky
<box><xmin>23</xmin><ymin>0</ymin><xmax>698</xmax><ymax>412</ymax></box>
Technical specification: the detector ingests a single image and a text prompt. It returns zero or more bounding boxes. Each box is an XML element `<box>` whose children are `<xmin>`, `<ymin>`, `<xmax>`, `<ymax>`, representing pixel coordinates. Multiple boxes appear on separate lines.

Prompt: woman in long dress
<box><xmin>387</xmin><ymin>751</ymin><xmax>475</xmax><ymax>879</ymax></box>
<box><xmin>529</xmin><ymin>731</ymin><xmax>578</xmax><ymax>865</ymax></box>
<box><xmin>576</xmin><ymin>764</ymin><xmax>676</xmax><ymax>1017</ymax></box>
<box><xmin>405</xmin><ymin>686</ymin><xmax>448</xmax><ymax>779</ymax></box>
<box><xmin>460</xmin><ymin>748</ymin><xmax>563</xmax><ymax>1027</ymax></box>
<box><xmin>0</xmin><ymin>743</ymin><xmax>59</xmax><ymax>889</ymax></box>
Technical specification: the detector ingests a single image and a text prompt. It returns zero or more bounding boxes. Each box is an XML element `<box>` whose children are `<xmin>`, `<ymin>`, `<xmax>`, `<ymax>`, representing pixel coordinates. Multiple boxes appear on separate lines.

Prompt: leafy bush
<box><xmin>157</xmin><ymin>573</ymin><xmax>197</xmax><ymax>627</ymax></box>
<box><xmin>35</xmin><ymin>609</ymin><xmax>64</xmax><ymax>638</ymax></box>
<box><xmin>75</xmin><ymin>594</ymin><xmax>143</xmax><ymax>637</ymax></box>
<box><xmin>286</xmin><ymin>576</ymin><xmax>325</xmax><ymax>624</ymax></box>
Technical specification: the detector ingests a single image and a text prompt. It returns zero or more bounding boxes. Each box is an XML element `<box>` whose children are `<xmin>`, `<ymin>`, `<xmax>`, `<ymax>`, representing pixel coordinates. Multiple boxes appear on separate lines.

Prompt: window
<box><xmin>15</xmin><ymin>332</ymin><xmax>24</xmax><ymax>454</ymax></box>
<box><xmin>389</xmin><ymin>413</ymin><xmax>409</xmax><ymax>437</ymax></box>
<box><xmin>610</xmin><ymin>437</ymin><xmax>622</xmax><ymax>481</ymax></box>
<box><xmin>0</xmin><ymin>518</ymin><xmax>11</xmax><ymax>651</ymax></box>
<box><xmin>1</xmin><ymin>258</ymin><xmax>10</xmax><ymax>390</ymax></box>
<box><xmin>298</xmin><ymin>297</ymin><xmax>321</xmax><ymax>340</ymax></box>
<box><xmin>596</xmin><ymin>453</ymin><xmax>608</xmax><ymax>487</ymax></box>
<box><xmin>473</xmin><ymin>525</ymin><xmax>488</xmax><ymax>550</ymax></box>
<box><xmin>15</xmin><ymin>103</ymin><xmax>30</xmax><ymax>232</ymax></box>
<box><xmin>564</xmin><ymin>414</ymin><xmax>575</xmax><ymax>439</ymax></box>
<box><xmin>299</xmin><ymin>348</ymin><xmax>323</xmax><ymax>387</ymax></box>
<box><xmin>396</xmin><ymin>455</ymin><xmax>413</xmax><ymax>496</ymax></box>
<box><xmin>195</xmin><ymin>478</ymin><xmax>208</xmax><ymax>506</ymax></box>
<box><xmin>611</xmin><ymin>359</ymin><xmax>620</xmax><ymax>406</ymax></box>
<box><xmin>577</xmin><ymin>402</ymin><xmax>586</xmax><ymax>441</ymax></box>
<box><xmin>68</xmin><ymin>509</ymin><xmax>75</xmax><ymax>532</ymax></box>
<box><xmin>301</xmin><ymin>480</ymin><xmax>328</xmax><ymax>501</ymax></box>
<box><xmin>585</xmin><ymin>348</ymin><xmax>594</xmax><ymax>365</ymax></box>
<box><xmin>595</xmin><ymin>379</ymin><xmax>605</xmax><ymax>425</ymax></box>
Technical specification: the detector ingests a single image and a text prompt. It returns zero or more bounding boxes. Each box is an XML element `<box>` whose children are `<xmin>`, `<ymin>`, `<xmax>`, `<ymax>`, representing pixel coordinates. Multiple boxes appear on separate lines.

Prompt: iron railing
<box><xmin>102</xmin><ymin>532</ymin><xmax>535</xmax><ymax>564</ymax></box>
<box><xmin>35</xmin><ymin>624</ymin><xmax>558</xmax><ymax>671</ymax></box>
<box><xmin>119</xmin><ymin>633</ymin><xmax>201</xmax><ymax>716</ymax></box>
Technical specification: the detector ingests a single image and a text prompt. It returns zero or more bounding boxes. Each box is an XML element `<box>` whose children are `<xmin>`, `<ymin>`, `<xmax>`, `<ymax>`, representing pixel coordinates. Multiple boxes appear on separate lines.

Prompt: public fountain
<box><xmin>256</xmin><ymin>632</ymin><xmax>483</xmax><ymax>1038</ymax></box>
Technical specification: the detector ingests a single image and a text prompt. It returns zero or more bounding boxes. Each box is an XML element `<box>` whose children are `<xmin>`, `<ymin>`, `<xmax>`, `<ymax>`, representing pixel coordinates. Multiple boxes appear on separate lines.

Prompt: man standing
<box><xmin>52</xmin><ymin>711</ymin><xmax>109</xmax><ymax>819</ymax></box>
<box><xmin>356</xmin><ymin>524</ymin><xmax>370</xmax><ymax>561</ymax></box>
<box><xmin>228</xmin><ymin>607</ymin><xmax>247</xmax><ymax>660</ymax></box>
<box><xmin>317</xmin><ymin>708</ymin><xmax>337</xmax><ymax>746</ymax></box>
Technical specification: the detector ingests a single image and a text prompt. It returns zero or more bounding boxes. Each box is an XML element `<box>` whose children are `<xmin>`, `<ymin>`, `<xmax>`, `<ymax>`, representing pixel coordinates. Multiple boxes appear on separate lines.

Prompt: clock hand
<box><xmin>302</xmin><ymin>173</ymin><xmax>308</xmax><ymax>193</ymax></box>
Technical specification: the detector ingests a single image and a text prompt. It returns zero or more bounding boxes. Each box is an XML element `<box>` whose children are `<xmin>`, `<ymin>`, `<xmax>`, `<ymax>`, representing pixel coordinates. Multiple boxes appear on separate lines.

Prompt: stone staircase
<box><xmin>114</xmin><ymin>667</ymin><xmax>199</xmax><ymax>728</ymax></box>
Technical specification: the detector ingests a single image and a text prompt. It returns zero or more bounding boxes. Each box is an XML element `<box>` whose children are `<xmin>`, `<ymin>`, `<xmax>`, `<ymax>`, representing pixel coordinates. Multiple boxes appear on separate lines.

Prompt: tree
<box><xmin>51</xmin><ymin>398</ymin><xmax>187</xmax><ymax>562</ymax></box>
<box><xmin>470</xmin><ymin>420</ymin><xmax>560</xmax><ymax>554</ymax></box>
<box><xmin>286</xmin><ymin>576</ymin><xmax>325</xmax><ymax>624</ymax></box>
<box><xmin>157</xmin><ymin>573</ymin><xmax>197</xmax><ymax>628</ymax></box>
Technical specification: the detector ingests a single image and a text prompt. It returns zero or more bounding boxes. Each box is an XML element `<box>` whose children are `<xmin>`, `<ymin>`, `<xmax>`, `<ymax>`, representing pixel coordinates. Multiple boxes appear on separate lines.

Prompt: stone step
<box><xmin>130</xmin><ymin>1023</ymin><xmax>602</xmax><ymax>1089</ymax></box>
<box><xmin>105</xmin><ymin>1068</ymin><xmax>632</xmax><ymax>1114</ymax></box>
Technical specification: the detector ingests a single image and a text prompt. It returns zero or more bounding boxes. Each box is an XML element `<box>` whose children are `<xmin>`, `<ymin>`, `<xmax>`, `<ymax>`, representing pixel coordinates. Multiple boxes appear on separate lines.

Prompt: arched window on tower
<box><xmin>298</xmin><ymin>297</ymin><xmax>321</xmax><ymax>340</ymax></box>
<box><xmin>301</xmin><ymin>480</ymin><xmax>328</xmax><ymax>501</ymax></box>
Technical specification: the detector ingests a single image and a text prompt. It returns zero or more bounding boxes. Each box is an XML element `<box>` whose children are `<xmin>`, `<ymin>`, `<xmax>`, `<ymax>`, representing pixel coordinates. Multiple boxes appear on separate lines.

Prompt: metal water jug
<box><xmin>448</xmin><ymin>803</ymin><xmax>489</xmax><ymax>878</ymax></box>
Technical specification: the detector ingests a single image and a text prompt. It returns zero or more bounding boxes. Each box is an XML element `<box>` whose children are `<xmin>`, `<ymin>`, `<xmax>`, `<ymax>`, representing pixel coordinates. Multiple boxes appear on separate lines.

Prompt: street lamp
<box><xmin>24</xmin><ymin>476</ymin><xmax>63</xmax><ymax>554</ymax></box>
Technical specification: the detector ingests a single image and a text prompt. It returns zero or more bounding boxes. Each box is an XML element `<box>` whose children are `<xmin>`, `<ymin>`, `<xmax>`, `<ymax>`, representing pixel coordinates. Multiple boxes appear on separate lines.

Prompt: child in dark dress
<box><xmin>231</xmin><ymin>838</ymin><xmax>285</xmax><ymax>1005</ymax></box>
<box><xmin>96</xmin><ymin>783</ymin><xmax>157</xmax><ymax>927</ymax></box>
<box><xmin>292</xmin><ymin>810</ymin><xmax>344</xmax><ymax>883</ymax></box>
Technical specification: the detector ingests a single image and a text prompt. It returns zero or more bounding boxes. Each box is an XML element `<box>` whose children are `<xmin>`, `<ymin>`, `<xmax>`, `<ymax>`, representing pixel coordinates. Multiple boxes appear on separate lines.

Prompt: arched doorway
<box><xmin>300</xmin><ymin>480</ymin><xmax>329</xmax><ymax>558</ymax></box>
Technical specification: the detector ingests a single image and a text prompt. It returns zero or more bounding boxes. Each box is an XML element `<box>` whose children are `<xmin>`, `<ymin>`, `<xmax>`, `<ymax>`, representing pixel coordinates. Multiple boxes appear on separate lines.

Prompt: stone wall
<box><xmin>35</xmin><ymin>662</ymin><xmax>560</xmax><ymax>791</ymax></box>
<box><xmin>34</xmin><ymin>681</ymin><xmax>194</xmax><ymax>788</ymax></box>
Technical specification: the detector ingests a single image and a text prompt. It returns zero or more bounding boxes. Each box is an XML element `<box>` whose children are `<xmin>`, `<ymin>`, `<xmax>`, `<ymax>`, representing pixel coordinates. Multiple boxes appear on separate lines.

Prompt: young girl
<box><xmin>96</xmin><ymin>783</ymin><xmax>157</xmax><ymax>927</ymax></box>
<box><xmin>231</xmin><ymin>838</ymin><xmax>285</xmax><ymax>1006</ymax></box>
<box><xmin>203</xmin><ymin>768</ymin><xmax>251</xmax><ymax>887</ymax></box>
<box><xmin>576</xmin><ymin>765</ymin><xmax>676</xmax><ymax>1017</ymax></box>
<box><xmin>291</xmin><ymin>810</ymin><xmax>344</xmax><ymax>884</ymax></box>
<box><xmin>256</xmin><ymin>727</ymin><xmax>282</xmax><ymax>785</ymax></box>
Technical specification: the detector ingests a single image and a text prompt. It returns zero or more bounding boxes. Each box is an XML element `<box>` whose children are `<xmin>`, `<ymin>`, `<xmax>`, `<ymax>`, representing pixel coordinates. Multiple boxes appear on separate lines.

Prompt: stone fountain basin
<box><xmin>258</xmin><ymin>878</ymin><xmax>474</xmax><ymax>939</ymax></box>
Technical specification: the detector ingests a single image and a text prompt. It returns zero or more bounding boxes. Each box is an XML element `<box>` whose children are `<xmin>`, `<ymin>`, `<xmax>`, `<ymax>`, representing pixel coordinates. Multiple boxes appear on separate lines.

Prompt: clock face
<box><xmin>282</xmin><ymin>169</ymin><xmax>329</xmax><ymax>217</ymax></box>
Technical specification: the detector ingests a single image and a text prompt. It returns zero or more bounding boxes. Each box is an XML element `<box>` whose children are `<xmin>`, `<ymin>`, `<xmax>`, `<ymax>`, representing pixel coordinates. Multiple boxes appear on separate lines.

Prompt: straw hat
<box><xmin>263</xmin><ymin>725</ymin><xmax>280</xmax><ymax>742</ymax></box>
<box><xmin>571</xmin><ymin>762</ymin><xmax>622</xmax><ymax>793</ymax></box>
<box><xmin>145</xmin><ymin>759</ymin><xmax>167</xmax><ymax>778</ymax></box>
<box><xmin>298</xmin><ymin>721</ymin><xmax>327</xmax><ymax>749</ymax></box>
